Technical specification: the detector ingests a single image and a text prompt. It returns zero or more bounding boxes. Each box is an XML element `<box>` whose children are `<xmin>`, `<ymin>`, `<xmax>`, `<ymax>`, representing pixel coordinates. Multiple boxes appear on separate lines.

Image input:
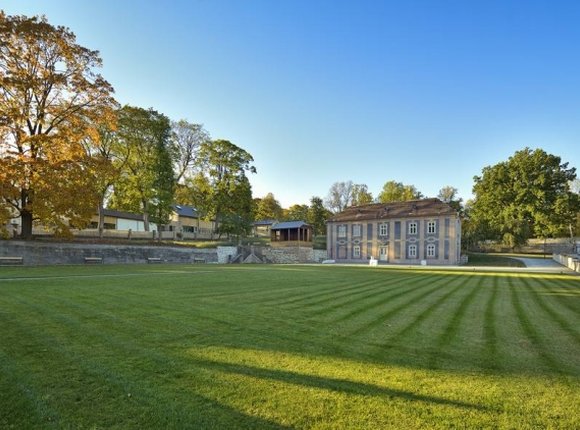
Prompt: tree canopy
<box><xmin>192</xmin><ymin>139</ymin><xmax>256</xmax><ymax>237</ymax></box>
<box><xmin>470</xmin><ymin>148</ymin><xmax>579</xmax><ymax>246</ymax></box>
<box><xmin>254</xmin><ymin>192</ymin><xmax>283</xmax><ymax>221</ymax></box>
<box><xmin>0</xmin><ymin>12</ymin><xmax>117</xmax><ymax>238</ymax></box>
<box><xmin>108</xmin><ymin>106</ymin><xmax>175</xmax><ymax>230</ymax></box>
<box><xmin>377</xmin><ymin>181</ymin><xmax>423</xmax><ymax>203</ymax></box>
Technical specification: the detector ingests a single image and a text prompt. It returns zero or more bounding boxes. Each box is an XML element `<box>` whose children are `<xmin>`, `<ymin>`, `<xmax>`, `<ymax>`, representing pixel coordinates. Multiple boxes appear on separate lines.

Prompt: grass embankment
<box><xmin>0</xmin><ymin>265</ymin><xmax>578</xmax><ymax>429</ymax></box>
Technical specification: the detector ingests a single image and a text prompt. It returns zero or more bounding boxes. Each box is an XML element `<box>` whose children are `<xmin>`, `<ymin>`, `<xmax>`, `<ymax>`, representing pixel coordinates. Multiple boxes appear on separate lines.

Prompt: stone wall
<box><xmin>0</xmin><ymin>241</ymin><xmax>328</xmax><ymax>266</ymax></box>
<box><xmin>262</xmin><ymin>247</ymin><xmax>327</xmax><ymax>264</ymax></box>
<box><xmin>0</xmin><ymin>240</ymin><xmax>217</xmax><ymax>265</ymax></box>
<box><xmin>553</xmin><ymin>253</ymin><xmax>580</xmax><ymax>273</ymax></box>
<box><xmin>217</xmin><ymin>246</ymin><xmax>238</xmax><ymax>264</ymax></box>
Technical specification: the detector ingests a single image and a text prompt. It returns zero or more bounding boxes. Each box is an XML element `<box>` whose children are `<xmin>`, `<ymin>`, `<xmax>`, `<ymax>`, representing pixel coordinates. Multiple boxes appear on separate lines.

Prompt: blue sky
<box><xmin>3</xmin><ymin>1</ymin><xmax>580</xmax><ymax>207</ymax></box>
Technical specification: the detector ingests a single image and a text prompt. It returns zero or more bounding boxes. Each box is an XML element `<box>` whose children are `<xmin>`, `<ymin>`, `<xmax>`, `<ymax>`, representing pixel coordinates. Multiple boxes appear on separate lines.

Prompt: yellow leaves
<box><xmin>0</xmin><ymin>12</ymin><xmax>118</xmax><ymax>237</ymax></box>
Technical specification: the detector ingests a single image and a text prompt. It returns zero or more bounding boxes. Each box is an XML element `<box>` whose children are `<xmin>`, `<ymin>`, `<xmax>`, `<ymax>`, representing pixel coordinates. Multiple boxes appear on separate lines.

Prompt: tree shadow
<box><xmin>188</xmin><ymin>357</ymin><xmax>489</xmax><ymax>412</ymax></box>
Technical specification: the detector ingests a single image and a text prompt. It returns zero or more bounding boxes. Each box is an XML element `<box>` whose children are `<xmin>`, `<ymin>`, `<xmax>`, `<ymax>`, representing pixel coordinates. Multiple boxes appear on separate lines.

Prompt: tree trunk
<box><xmin>98</xmin><ymin>202</ymin><xmax>105</xmax><ymax>238</ymax></box>
<box><xmin>143</xmin><ymin>200</ymin><xmax>150</xmax><ymax>232</ymax></box>
<box><xmin>21</xmin><ymin>210</ymin><xmax>33</xmax><ymax>240</ymax></box>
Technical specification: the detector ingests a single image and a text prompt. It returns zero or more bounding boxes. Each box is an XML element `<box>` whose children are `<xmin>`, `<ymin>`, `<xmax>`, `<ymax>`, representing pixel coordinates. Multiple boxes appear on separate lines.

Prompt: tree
<box><xmin>0</xmin><ymin>13</ymin><xmax>117</xmax><ymax>238</ymax></box>
<box><xmin>351</xmin><ymin>184</ymin><xmax>374</xmax><ymax>206</ymax></box>
<box><xmin>308</xmin><ymin>196</ymin><xmax>332</xmax><ymax>236</ymax></box>
<box><xmin>195</xmin><ymin>139</ymin><xmax>256</xmax><ymax>237</ymax></box>
<box><xmin>437</xmin><ymin>186</ymin><xmax>463</xmax><ymax>213</ymax></box>
<box><xmin>255</xmin><ymin>192</ymin><xmax>283</xmax><ymax>221</ymax></box>
<box><xmin>285</xmin><ymin>204</ymin><xmax>310</xmax><ymax>222</ymax></box>
<box><xmin>377</xmin><ymin>181</ymin><xmax>423</xmax><ymax>203</ymax></box>
<box><xmin>471</xmin><ymin>148</ymin><xmax>579</xmax><ymax>247</ymax></box>
<box><xmin>171</xmin><ymin>119</ymin><xmax>209</xmax><ymax>183</ymax></box>
<box><xmin>108</xmin><ymin>106</ymin><xmax>175</xmax><ymax>230</ymax></box>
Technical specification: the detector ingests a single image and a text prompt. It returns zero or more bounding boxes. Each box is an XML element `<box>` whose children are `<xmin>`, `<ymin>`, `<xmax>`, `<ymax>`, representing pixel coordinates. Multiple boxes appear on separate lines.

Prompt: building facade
<box><xmin>326</xmin><ymin>198</ymin><xmax>461</xmax><ymax>265</ymax></box>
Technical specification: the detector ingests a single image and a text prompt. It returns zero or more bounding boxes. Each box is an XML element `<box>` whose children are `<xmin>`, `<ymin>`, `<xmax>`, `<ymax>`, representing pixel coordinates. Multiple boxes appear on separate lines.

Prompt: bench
<box><xmin>0</xmin><ymin>257</ymin><xmax>23</xmax><ymax>265</ymax></box>
<box><xmin>84</xmin><ymin>257</ymin><xmax>103</xmax><ymax>264</ymax></box>
<box><xmin>193</xmin><ymin>258</ymin><xmax>206</xmax><ymax>264</ymax></box>
<box><xmin>147</xmin><ymin>257</ymin><xmax>162</xmax><ymax>263</ymax></box>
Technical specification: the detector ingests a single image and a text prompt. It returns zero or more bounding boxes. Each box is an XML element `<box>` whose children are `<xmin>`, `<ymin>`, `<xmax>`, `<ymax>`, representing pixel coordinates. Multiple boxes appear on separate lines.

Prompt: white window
<box><xmin>353</xmin><ymin>224</ymin><xmax>362</xmax><ymax>237</ymax></box>
<box><xmin>353</xmin><ymin>246</ymin><xmax>361</xmax><ymax>258</ymax></box>
<box><xmin>409</xmin><ymin>244</ymin><xmax>417</xmax><ymax>258</ymax></box>
<box><xmin>379</xmin><ymin>223</ymin><xmax>388</xmax><ymax>236</ymax></box>
<box><xmin>427</xmin><ymin>244</ymin><xmax>436</xmax><ymax>258</ymax></box>
<box><xmin>338</xmin><ymin>225</ymin><xmax>347</xmax><ymax>238</ymax></box>
<box><xmin>427</xmin><ymin>221</ymin><xmax>436</xmax><ymax>234</ymax></box>
<box><xmin>408</xmin><ymin>222</ymin><xmax>417</xmax><ymax>235</ymax></box>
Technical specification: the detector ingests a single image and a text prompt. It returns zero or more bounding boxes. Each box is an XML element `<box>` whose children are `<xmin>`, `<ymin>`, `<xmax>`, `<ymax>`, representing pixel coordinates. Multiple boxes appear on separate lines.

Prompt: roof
<box><xmin>102</xmin><ymin>209</ymin><xmax>144</xmax><ymax>221</ymax></box>
<box><xmin>327</xmin><ymin>198</ymin><xmax>458</xmax><ymax>223</ymax></box>
<box><xmin>173</xmin><ymin>205</ymin><xmax>199</xmax><ymax>218</ymax></box>
<box><xmin>271</xmin><ymin>220</ymin><xmax>312</xmax><ymax>230</ymax></box>
<box><xmin>254</xmin><ymin>219</ymin><xmax>278</xmax><ymax>226</ymax></box>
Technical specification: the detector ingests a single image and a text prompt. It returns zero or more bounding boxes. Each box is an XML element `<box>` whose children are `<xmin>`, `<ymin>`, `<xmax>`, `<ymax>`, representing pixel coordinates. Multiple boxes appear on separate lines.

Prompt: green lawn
<box><xmin>0</xmin><ymin>264</ymin><xmax>578</xmax><ymax>429</ymax></box>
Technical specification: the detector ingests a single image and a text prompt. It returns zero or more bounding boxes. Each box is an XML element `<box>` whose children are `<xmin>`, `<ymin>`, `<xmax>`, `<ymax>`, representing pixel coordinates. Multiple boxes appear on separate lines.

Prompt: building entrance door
<box><xmin>379</xmin><ymin>246</ymin><xmax>388</xmax><ymax>261</ymax></box>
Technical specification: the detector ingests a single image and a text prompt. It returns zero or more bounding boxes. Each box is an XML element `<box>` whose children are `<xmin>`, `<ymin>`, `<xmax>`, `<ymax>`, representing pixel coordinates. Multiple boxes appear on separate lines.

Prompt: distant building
<box><xmin>253</xmin><ymin>219</ymin><xmax>278</xmax><ymax>237</ymax></box>
<box><xmin>326</xmin><ymin>198</ymin><xmax>461</xmax><ymax>265</ymax></box>
<box><xmin>271</xmin><ymin>221</ymin><xmax>313</xmax><ymax>247</ymax></box>
<box><xmin>169</xmin><ymin>205</ymin><xmax>215</xmax><ymax>237</ymax></box>
<box><xmin>90</xmin><ymin>209</ymin><xmax>156</xmax><ymax>232</ymax></box>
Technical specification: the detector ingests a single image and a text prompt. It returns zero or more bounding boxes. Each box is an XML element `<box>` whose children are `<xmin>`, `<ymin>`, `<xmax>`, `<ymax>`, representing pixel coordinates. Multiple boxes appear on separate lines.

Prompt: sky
<box><xmin>3</xmin><ymin>0</ymin><xmax>580</xmax><ymax>208</ymax></box>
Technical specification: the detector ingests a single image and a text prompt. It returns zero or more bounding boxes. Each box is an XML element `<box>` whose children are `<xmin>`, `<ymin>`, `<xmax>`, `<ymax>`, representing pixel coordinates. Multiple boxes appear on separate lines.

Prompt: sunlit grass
<box><xmin>0</xmin><ymin>265</ymin><xmax>578</xmax><ymax>428</ymax></box>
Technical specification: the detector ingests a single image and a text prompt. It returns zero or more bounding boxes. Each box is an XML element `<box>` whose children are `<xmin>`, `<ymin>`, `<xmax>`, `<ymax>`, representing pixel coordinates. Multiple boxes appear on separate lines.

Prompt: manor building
<box><xmin>326</xmin><ymin>198</ymin><xmax>461</xmax><ymax>265</ymax></box>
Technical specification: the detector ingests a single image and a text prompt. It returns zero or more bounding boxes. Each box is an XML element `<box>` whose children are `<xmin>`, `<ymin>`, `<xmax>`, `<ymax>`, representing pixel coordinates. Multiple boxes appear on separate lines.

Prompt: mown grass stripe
<box><xmin>483</xmin><ymin>277</ymin><xmax>499</xmax><ymax>370</ymax></box>
<box><xmin>507</xmin><ymin>277</ymin><xmax>563</xmax><ymax>374</ymax></box>
<box><xmin>328</xmin><ymin>273</ymin><xmax>444</xmax><ymax>326</ymax></box>
<box><xmin>340</xmin><ymin>274</ymin><xmax>454</xmax><ymax>337</ymax></box>
<box><xmin>519</xmin><ymin>277</ymin><xmax>580</xmax><ymax>344</ymax></box>
<box><xmin>375</xmin><ymin>274</ymin><xmax>474</xmax><ymax>349</ymax></box>
<box><xmin>532</xmin><ymin>277</ymin><xmax>580</xmax><ymax>316</ymax></box>
<box><xmin>435</xmin><ymin>275</ymin><xmax>484</xmax><ymax>349</ymax></box>
<box><xmin>300</xmin><ymin>274</ymin><xmax>426</xmax><ymax>315</ymax></box>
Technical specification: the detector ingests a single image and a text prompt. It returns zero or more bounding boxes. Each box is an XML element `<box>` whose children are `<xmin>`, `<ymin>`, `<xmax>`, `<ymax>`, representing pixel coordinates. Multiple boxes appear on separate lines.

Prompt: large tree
<box><xmin>0</xmin><ymin>13</ymin><xmax>117</xmax><ymax>238</ymax></box>
<box><xmin>254</xmin><ymin>192</ymin><xmax>283</xmax><ymax>221</ymax></box>
<box><xmin>351</xmin><ymin>184</ymin><xmax>374</xmax><ymax>206</ymax></box>
<box><xmin>325</xmin><ymin>181</ymin><xmax>354</xmax><ymax>213</ymax></box>
<box><xmin>171</xmin><ymin>119</ymin><xmax>209</xmax><ymax>184</ymax></box>
<box><xmin>193</xmin><ymin>139</ymin><xmax>256</xmax><ymax>237</ymax></box>
<box><xmin>377</xmin><ymin>181</ymin><xmax>423</xmax><ymax>203</ymax></box>
<box><xmin>471</xmin><ymin>148</ymin><xmax>578</xmax><ymax>247</ymax></box>
<box><xmin>437</xmin><ymin>185</ymin><xmax>463</xmax><ymax>213</ymax></box>
<box><xmin>108</xmin><ymin>106</ymin><xmax>175</xmax><ymax>231</ymax></box>
<box><xmin>308</xmin><ymin>196</ymin><xmax>331</xmax><ymax>236</ymax></box>
<box><xmin>284</xmin><ymin>204</ymin><xmax>310</xmax><ymax>222</ymax></box>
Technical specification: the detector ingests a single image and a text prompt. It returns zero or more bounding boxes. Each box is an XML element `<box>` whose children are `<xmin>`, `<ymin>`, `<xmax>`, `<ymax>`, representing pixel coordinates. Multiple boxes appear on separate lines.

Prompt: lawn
<box><xmin>0</xmin><ymin>264</ymin><xmax>578</xmax><ymax>429</ymax></box>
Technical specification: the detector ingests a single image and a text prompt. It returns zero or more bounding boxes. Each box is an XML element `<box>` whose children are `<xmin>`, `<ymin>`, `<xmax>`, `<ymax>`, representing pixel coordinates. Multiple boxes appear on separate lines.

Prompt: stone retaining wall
<box><xmin>0</xmin><ymin>240</ymin><xmax>217</xmax><ymax>265</ymax></box>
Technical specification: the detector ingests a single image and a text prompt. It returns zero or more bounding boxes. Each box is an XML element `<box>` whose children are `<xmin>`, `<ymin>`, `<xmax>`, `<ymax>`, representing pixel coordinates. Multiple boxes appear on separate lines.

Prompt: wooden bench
<box><xmin>147</xmin><ymin>257</ymin><xmax>162</xmax><ymax>263</ymax></box>
<box><xmin>0</xmin><ymin>257</ymin><xmax>23</xmax><ymax>265</ymax></box>
<box><xmin>193</xmin><ymin>258</ymin><xmax>206</xmax><ymax>264</ymax></box>
<box><xmin>84</xmin><ymin>257</ymin><xmax>103</xmax><ymax>264</ymax></box>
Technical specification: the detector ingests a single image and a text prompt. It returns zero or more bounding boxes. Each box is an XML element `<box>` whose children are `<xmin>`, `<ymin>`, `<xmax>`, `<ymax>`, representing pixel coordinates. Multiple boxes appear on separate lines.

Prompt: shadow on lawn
<box><xmin>189</xmin><ymin>357</ymin><xmax>489</xmax><ymax>412</ymax></box>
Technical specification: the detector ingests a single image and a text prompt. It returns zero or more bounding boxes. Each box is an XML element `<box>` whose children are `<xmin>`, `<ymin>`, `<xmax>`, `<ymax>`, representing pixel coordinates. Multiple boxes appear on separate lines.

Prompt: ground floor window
<box><xmin>408</xmin><ymin>244</ymin><xmax>417</xmax><ymax>258</ymax></box>
<box><xmin>353</xmin><ymin>245</ymin><xmax>361</xmax><ymax>258</ymax></box>
<box><xmin>427</xmin><ymin>243</ymin><xmax>436</xmax><ymax>258</ymax></box>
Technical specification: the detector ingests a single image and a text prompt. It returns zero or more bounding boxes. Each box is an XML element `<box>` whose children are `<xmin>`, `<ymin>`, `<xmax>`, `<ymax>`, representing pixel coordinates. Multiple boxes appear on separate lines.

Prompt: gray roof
<box><xmin>271</xmin><ymin>221</ymin><xmax>311</xmax><ymax>230</ymax></box>
<box><xmin>254</xmin><ymin>219</ymin><xmax>278</xmax><ymax>226</ymax></box>
<box><xmin>173</xmin><ymin>205</ymin><xmax>199</xmax><ymax>218</ymax></box>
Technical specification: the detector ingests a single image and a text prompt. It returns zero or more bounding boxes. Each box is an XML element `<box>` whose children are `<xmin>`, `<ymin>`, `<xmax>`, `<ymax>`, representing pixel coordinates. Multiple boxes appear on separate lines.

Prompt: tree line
<box><xmin>1</xmin><ymin>12</ymin><xmax>578</xmax><ymax>246</ymax></box>
<box><xmin>0</xmin><ymin>13</ymin><xmax>256</xmax><ymax>239</ymax></box>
